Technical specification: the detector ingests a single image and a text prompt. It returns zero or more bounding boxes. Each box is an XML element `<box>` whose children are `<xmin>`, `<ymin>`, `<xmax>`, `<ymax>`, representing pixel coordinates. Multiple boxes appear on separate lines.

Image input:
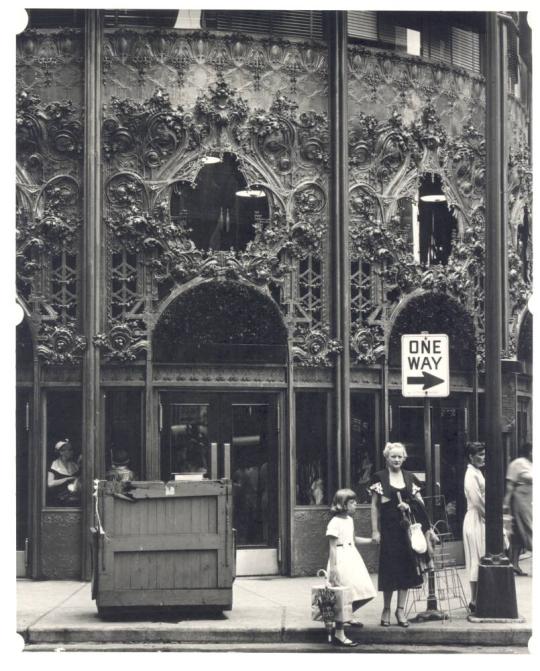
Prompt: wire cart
<box><xmin>406</xmin><ymin>495</ymin><xmax>469</xmax><ymax>622</ymax></box>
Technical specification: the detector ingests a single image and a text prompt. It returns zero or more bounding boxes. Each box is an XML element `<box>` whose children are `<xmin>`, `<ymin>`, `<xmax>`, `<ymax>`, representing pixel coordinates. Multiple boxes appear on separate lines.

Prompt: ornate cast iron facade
<box><xmin>99</xmin><ymin>29</ymin><xmax>338</xmax><ymax>366</ymax></box>
<box><xmin>16</xmin><ymin>26</ymin><xmax>532</xmax><ymax>372</ymax></box>
<box><xmin>16</xmin><ymin>30</ymin><xmax>86</xmax><ymax>364</ymax></box>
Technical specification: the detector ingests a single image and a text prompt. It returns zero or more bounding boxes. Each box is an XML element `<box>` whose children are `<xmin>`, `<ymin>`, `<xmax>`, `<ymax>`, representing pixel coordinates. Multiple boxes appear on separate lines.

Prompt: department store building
<box><xmin>16</xmin><ymin>9</ymin><xmax>532</xmax><ymax>579</ymax></box>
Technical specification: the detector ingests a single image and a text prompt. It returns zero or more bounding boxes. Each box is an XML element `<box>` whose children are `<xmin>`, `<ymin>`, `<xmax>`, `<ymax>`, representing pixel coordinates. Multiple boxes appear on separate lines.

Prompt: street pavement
<box><xmin>14</xmin><ymin>556</ymin><xmax>533</xmax><ymax>653</ymax></box>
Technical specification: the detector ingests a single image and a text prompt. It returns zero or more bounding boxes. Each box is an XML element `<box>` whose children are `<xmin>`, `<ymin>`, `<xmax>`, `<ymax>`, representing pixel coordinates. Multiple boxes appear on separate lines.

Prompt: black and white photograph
<box><xmin>6</xmin><ymin>1</ymin><xmax>536</xmax><ymax>659</ymax></box>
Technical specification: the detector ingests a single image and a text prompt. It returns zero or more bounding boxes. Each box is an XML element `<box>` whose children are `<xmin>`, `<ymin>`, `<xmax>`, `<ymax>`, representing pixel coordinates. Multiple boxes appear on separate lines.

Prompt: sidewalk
<box><xmin>17</xmin><ymin>557</ymin><xmax>532</xmax><ymax>650</ymax></box>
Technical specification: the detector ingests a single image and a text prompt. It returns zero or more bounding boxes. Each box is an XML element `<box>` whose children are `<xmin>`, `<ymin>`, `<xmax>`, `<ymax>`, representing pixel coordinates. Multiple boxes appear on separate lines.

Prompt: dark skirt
<box><xmin>377</xmin><ymin>491</ymin><xmax>428</xmax><ymax>592</ymax></box>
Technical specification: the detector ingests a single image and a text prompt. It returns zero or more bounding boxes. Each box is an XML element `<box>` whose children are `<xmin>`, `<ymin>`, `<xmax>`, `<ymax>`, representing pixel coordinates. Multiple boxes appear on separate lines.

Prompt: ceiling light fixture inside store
<box><xmin>235</xmin><ymin>188</ymin><xmax>266</xmax><ymax>199</ymax></box>
<box><xmin>419</xmin><ymin>173</ymin><xmax>447</xmax><ymax>203</ymax></box>
<box><xmin>420</xmin><ymin>193</ymin><xmax>447</xmax><ymax>203</ymax></box>
<box><xmin>201</xmin><ymin>155</ymin><xmax>222</xmax><ymax>165</ymax></box>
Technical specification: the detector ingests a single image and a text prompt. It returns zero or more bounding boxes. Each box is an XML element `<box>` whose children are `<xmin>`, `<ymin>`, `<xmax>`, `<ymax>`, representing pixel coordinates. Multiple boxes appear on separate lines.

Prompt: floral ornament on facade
<box><xmin>37</xmin><ymin>322</ymin><xmax>86</xmax><ymax>364</ymax></box>
<box><xmin>350</xmin><ymin>325</ymin><xmax>385</xmax><ymax>365</ymax></box>
<box><xmin>16</xmin><ymin>90</ymin><xmax>83</xmax><ymax>163</ymax></box>
<box><xmin>103</xmin><ymin>89</ymin><xmax>202</xmax><ymax>165</ymax></box>
<box><xmin>293</xmin><ymin>327</ymin><xmax>342</xmax><ymax>367</ymax></box>
<box><xmin>236</xmin><ymin>91</ymin><xmax>329</xmax><ymax>172</ymax></box>
<box><xmin>17</xmin><ymin>180</ymin><xmax>81</xmax><ymax>260</ymax></box>
<box><xmin>410</xmin><ymin>102</ymin><xmax>447</xmax><ymax>159</ymax></box>
<box><xmin>94</xmin><ymin>322</ymin><xmax>149</xmax><ymax>362</ymax></box>
<box><xmin>195</xmin><ymin>80</ymin><xmax>249</xmax><ymax>131</ymax></box>
<box><xmin>508</xmin><ymin>142</ymin><xmax>532</xmax><ymax>201</ymax></box>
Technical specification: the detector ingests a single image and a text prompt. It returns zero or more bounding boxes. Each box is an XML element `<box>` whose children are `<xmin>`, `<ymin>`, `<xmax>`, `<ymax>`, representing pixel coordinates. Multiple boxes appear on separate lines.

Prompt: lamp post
<box><xmin>473</xmin><ymin>11</ymin><xmax>520</xmax><ymax>621</ymax></box>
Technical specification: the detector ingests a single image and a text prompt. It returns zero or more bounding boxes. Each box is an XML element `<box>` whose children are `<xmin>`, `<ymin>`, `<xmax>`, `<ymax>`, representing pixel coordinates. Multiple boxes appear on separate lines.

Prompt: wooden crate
<box><xmin>91</xmin><ymin>479</ymin><xmax>235</xmax><ymax>616</ymax></box>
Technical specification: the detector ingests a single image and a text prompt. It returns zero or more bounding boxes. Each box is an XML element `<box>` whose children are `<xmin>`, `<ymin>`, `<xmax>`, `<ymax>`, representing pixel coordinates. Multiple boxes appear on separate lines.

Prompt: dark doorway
<box><xmin>159</xmin><ymin>392</ymin><xmax>280</xmax><ymax>552</ymax></box>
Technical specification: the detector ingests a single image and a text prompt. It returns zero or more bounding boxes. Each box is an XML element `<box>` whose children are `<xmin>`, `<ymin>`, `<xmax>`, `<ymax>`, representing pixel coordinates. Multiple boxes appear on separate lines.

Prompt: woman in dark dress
<box><xmin>370</xmin><ymin>442</ymin><xmax>433</xmax><ymax>627</ymax></box>
<box><xmin>47</xmin><ymin>439</ymin><xmax>81</xmax><ymax>506</ymax></box>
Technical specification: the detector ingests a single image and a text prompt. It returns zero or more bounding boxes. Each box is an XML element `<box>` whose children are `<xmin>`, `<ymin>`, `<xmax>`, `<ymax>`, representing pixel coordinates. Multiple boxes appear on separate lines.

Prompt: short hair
<box><xmin>383</xmin><ymin>442</ymin><xmax>407</xmax><ymax>460</ymax></box>
<box><xmin>519</xmin><ymin>442</ymin><xmax>532</xmax><ymax>459</ymax></box>
<box><xmin>330</xmin><ymin>488</ymin><xmax>357</xmax><ymax>514</ymax></box>
<box><xmin>466</xmin><ymin>441</ymin><xmax>485</xmax><ymax>461</ymax></box>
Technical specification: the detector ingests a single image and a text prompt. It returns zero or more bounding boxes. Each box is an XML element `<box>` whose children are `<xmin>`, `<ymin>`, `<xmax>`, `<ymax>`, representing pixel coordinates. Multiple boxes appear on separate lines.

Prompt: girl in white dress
<box><xmin>326</xmin><ymin>488</ymin><xmax>377</xmax><ymax>646</ymax></box>
<box><xmin>462</xmin><ymin>442</ymin><xmax>486</xmax><ymax>613</ymax></box>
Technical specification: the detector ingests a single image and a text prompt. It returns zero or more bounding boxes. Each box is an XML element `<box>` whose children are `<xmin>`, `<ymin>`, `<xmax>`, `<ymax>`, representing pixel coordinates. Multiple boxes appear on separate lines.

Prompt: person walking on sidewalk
<box><xmin>370</xmin><ymin>442</ymin><xmax>432</xmax><ymax>628</ymax></box>
<box><xmin>462</xmin><ymin>441</ymin><xmax>486</xmax><ymax>613</ymax></box>
<box><xmin>326</xmin><ymin>488</ymin><xmax>377</xmax><ymax>647</ymax></box>
<box><xmin>503</xmin><ymin>442</ymin><xmax>533</xmax><ymax>576</ymax></box>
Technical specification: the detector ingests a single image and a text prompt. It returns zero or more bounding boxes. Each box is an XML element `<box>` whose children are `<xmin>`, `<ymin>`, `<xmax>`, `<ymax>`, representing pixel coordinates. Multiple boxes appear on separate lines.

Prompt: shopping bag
<box><xmin>311</xmin><ymin>570</ymin><xmax>353</xmax><ymax>624</ymax></box>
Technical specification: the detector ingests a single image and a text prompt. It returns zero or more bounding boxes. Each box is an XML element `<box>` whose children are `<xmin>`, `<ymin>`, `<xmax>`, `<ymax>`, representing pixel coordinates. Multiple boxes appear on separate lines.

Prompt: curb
<box><xmin>25</xmin><ymin>624</ymin><xmax>532</xmax><ymax>647</ymax></box>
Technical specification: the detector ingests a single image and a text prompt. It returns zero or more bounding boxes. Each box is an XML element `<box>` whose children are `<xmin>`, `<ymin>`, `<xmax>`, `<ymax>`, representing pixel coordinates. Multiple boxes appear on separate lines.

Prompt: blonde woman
<box><xmin>370</xmin><ymin>442</ymin><xmax>432</xmax><ymax>627</ymax></box>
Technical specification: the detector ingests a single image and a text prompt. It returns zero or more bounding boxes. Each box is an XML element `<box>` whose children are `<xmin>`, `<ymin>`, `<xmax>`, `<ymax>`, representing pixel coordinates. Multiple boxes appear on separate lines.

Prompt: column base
<box><xmin>411</xmin><ymin>609</ymin><xmax>449</xmax><ymax>622</ymax></box>
<box><xmin>475</xmin><ymin>554</ymin><xmax>520</xmax><ymax>619</ymax></box>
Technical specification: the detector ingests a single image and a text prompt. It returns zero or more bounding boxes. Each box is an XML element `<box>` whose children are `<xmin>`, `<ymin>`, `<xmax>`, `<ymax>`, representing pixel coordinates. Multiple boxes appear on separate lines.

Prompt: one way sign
<box><xmin>401</xmin><ymin>334</ymin><xmax>449</xmax><ymax>398</ymax></box>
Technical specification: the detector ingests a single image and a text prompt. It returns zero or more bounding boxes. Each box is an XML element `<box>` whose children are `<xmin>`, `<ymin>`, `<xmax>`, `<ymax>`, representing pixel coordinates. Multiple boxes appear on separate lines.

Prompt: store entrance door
<box><xmin>160</xmin><ymin>392</ymin><xmax>280</xmax><ymax>575</ymax></box>
<box><xmin>390</xmin><ymin>396</ymin><xmax>468</xmax><ymax>541</ymax></box>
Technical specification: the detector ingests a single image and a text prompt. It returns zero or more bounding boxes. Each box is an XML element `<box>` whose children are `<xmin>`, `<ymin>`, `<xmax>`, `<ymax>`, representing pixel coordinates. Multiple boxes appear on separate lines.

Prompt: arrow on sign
<box><xmin>406</xmin><ymin>371</ymin><xmax>444</xmax><ymax>390</ymax></box>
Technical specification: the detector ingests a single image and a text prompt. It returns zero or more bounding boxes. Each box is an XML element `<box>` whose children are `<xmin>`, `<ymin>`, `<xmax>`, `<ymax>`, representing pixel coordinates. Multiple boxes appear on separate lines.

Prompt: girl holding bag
<box><xmin>326</xmin><ymin>488</ymin><xmax>377</xmax><ymax>647</ymax></box>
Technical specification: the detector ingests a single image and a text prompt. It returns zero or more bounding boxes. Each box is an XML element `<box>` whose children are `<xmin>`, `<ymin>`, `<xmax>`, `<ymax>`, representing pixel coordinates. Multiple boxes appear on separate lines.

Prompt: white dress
<box><xmin>463</xmin><ymin>464</ymin><xmax>485</xmax><ymax>582</ymax></box>
<box><xmin>326</xmin><ymin>515</ymin><xmax>377</xmax><ymax>604</ymax></box>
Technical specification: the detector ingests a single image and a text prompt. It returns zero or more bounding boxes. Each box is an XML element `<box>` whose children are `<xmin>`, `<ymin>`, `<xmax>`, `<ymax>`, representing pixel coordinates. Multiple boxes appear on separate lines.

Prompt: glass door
<box><xmin>228</xmin><ymin>400</ymin><xmax>278</xmax><ymax>548</ymax></box>
<box><xmin>159</xmin><ymin>392</ymin><xmax>280</xmax><ymax>573</ymax></box>
<box><xmin>391</xmin><ymin>396</ymin><xmax>468</xmax><ymax>539</ymax></box>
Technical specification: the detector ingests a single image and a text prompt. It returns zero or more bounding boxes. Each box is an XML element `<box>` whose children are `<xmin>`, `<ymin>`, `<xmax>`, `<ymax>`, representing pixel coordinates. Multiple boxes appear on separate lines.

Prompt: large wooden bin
<box><xmin>91</xmin><ymin>479</ymin><xmax>235</xmax><ymax>616</ymax></box>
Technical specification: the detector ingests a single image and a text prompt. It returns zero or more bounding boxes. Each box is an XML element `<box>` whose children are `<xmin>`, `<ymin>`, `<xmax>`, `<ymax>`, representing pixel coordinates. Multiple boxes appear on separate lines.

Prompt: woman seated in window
<box><xmin>47</xmin><ymin>439</ymin><xmax>81</xmax><ymax>506</ymax></box>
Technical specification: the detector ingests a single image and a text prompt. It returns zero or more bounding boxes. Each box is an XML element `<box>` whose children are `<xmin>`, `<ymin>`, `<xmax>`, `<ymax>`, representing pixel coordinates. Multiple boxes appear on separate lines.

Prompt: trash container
<box><xmin>91</xmin><ymin>478</ymin><xmax>235</xmax><ymax>617</ymax></box>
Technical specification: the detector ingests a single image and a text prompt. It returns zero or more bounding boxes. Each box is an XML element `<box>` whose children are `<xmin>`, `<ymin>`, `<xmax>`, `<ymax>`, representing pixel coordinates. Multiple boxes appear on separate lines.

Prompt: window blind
<box><xmin>348</xmin><ymin>11</ymin><xmax>378</xmax><ymax>41</ymax></box>
<box><xmin>207</xmin><ymin>10</ymin><xmax>324</xmax><ymax>40</ymax></box>
<box><xmin>451</xmin><ymin>27</ymin><xmax>480</xmax><ymax>72</ymax></box>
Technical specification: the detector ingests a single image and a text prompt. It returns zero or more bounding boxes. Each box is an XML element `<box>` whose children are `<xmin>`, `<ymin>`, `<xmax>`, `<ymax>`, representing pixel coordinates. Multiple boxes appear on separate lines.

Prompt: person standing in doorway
<box><xmin>47</xmin><ymin>439</ymin><xmax>81</xmax><ymax>506</ymax></box>
<box><xmin>503</xmin><ymin>442</ymin><xmax>532</xmax><ymax>576</ymax></box>
<box><xmin>462</xmin><ymin>441</ymin><xmax>486</xmax><ymax>613</ymax></box>
<box><xmin>370</xmin><ymin>442</ymin><xmax>432</xmax><ymax>627</ymax></box>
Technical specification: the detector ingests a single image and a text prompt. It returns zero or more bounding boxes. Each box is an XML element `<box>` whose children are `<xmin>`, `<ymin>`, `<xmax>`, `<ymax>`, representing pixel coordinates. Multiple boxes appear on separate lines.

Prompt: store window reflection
<box><xmin>350</xmin><ymin>393</ymin><xmax>376</xmax><ymax>503</ymax></box>
<box><xmin>104</xmin><ymin>390</ymin><xmax>143</xmax><ymax>479</ymax></box>
<box><xmin>296</xmin><ymin>392</ymin><xmax>328</xmax><ymax>505</ymax></box>
<box><xmin>166</xmin><ymin>405</ymin><xmax>209</xmax><ymax>477</ymax></box>
<box><xmin>231</xmin><ymin>404</ymin><xmax>276</xmax><ymax>547</ymax></box>
<box><xmin>171</xmin><ymin>152</ymin><xmax>269</xmax><ymax>252</ymax></box>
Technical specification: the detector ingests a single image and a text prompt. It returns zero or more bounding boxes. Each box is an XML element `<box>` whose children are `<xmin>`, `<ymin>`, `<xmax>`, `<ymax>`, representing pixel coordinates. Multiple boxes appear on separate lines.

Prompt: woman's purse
<box><xmin>408</xmin><ymin>519</ymin><xmax>428</xmax><ymax>554</ymax></box>
<box><xmin>397</xmin><ymin>492</ymin><xmax>428</xmax><ymax>555</ymax></box>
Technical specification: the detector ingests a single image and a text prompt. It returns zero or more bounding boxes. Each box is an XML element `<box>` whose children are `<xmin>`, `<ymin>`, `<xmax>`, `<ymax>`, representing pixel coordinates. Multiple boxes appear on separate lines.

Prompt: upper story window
<box><xmin>399</xmin><ymin>173</ymin><xmax>458</xmax><ymax>267</ymax></box>
<box><xmin>348</xmin><ymin>11</ymin><xmax>482</xmax><ymax>74</ymax></box>
<box><xmin>416</xmin><ymin>173</ymin><xmax>457</xmax><ymax>266</ymax></box>
<box><xmin>204</xmin><ymin>10</ymin><xmax>325</xmax><ymax>41</ymax></box>
<box><xmin>171</xmin><ymin>153</ymin><xmax>269</xmax><ymax>253</ymax></box>
<box><xmin>348</xmin><ymin>11</ymin><xmax>421</xmax><ymax>55</ymax></box>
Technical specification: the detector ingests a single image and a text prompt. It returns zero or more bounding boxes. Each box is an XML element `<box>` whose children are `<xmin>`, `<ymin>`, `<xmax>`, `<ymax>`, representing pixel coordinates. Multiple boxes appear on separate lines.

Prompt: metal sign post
<box><xmin>402</xmin><ymin>333</ymin><xmax>449</xmax><ymax>622</ymax></box>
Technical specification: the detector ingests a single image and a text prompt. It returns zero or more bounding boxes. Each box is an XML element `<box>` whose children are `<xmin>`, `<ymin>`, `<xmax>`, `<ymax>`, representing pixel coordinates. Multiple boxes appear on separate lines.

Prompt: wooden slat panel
<box><xmin>96</xmin><ymin>481</ymin><xmax>233</xmax><ymax>605</ymax></box>
<box><xmin>111</xmin><ymin>533</ymin><xmax>221</xmax><ymax>552</ymax></box>
<box><xmin>98</xmin><ymin>587</ymin><xmax>232</xmax><ymax>608</ymax></box>
<box><xmin>129</xmin><ymin>481</ymin><xmax>228</xmax><ymax>498</ymax></box>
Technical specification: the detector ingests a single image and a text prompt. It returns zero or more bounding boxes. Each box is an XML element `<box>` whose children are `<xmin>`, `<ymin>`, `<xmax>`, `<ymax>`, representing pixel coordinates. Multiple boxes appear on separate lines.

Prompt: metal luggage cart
<box><xmin>406</xmin><ymin>495</ymin><xmax>469</xmax><ymax>622</ymax></box>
